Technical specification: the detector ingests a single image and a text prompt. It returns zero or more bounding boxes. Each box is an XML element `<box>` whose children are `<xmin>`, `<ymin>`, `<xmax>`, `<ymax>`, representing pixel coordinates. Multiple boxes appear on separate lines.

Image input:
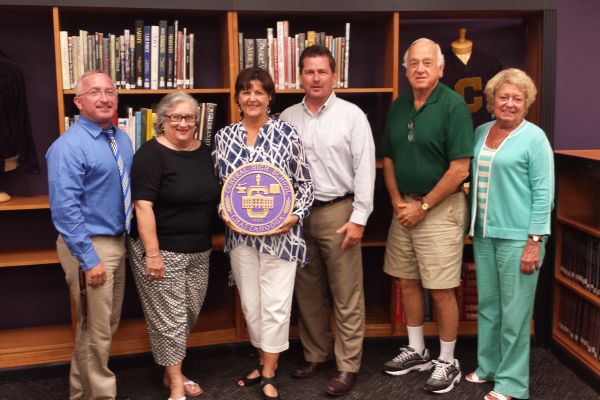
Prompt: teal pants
<box><xmin>473</xmin><ymin>228</ymin><xmax>545</xmax><ymax>399</ymax></box>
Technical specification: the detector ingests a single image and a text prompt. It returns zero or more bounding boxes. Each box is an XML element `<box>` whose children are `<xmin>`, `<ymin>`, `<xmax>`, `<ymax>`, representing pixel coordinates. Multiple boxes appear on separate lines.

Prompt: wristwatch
<box><xmin>420</xmin><ymin>201</ymin><xmax>429</xmax><ymax>211</ymax></box>
<box><xmin>528</xmin><ymin>234</ymin><xmax>541</xmax><ymax>242</ymax></box>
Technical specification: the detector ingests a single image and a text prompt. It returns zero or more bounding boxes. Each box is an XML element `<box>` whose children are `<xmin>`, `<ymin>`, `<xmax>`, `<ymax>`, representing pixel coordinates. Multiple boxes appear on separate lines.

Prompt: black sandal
<box><xmin>261</xmin><ymin>376</ymin><xmax>280</xmax><ymax>400</ymax></box>
<box><xmin>236</xmin><ymin>366</ymin><xmax>262</xmax><ymax>388</ymax></box>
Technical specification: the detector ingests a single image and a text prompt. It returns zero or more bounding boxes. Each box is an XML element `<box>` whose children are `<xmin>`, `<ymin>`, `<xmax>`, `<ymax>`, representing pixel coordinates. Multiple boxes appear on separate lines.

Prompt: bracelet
<box><xmin>145</xmin><ymin>253</ymin><xmax>160</xmax><ymax>258</ymax></box>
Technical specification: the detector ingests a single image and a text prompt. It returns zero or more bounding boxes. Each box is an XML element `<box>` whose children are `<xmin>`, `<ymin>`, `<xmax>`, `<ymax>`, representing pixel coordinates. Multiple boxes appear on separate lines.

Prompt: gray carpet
<box><xmin>0</xmin><ymin>339</ymin><xmax>597</xmax><ymax>399</ymax></box>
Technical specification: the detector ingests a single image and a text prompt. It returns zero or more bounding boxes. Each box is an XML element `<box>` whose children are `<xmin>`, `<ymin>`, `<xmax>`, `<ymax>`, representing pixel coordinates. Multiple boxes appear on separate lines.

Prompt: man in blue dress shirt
<box><xmin>46</xmin><ymin>71</ymin><xmax>133</xmax><ymax>400</ymax></box>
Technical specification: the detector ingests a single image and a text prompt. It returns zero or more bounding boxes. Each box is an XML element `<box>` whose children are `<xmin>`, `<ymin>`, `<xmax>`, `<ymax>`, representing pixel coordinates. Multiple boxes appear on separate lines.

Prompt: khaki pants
<box><xmin>57</xmin><ymin>235</ymin><xmax>126</xmax><ymax>400</ymax></box>
<box><xmin>295</xmin><ymin>198</ymin><xmax>365</xmax><ymax>372</ymax></box>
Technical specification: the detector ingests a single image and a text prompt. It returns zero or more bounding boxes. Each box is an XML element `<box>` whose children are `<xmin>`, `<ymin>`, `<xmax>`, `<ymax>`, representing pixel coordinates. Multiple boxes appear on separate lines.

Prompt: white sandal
<box><xmin>484</xmin><ymin>390</ymin><xmax>512</xmax><ymax>400</ymax></box>
<box><xmin>183</xmin><ymin>380</ymin><xmax>203</xmax><ymax>397</ymax></box>
<box><xmin>466</xmin><ymin>371</ymin><xmax>488</xmax><ymax>383</ymax></box>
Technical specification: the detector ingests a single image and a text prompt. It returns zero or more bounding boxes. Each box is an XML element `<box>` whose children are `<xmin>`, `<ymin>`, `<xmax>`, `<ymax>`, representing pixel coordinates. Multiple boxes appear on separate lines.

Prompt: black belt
<box><xmin>312</xmin><ymin>193</ymin><xmax>353</xmax><ymax>208</ymax></box>
<box><xmin>404</xmin><ymin>186</ymin><xmax>463</xmax><ymax>201</ymax></box>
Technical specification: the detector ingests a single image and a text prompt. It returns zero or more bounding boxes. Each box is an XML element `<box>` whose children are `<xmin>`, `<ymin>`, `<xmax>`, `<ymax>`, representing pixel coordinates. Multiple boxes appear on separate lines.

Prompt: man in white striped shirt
<box><xmin>280</xmin><ymin>45</ymin><xmax>375</xmax><ymax>396</ymax></box>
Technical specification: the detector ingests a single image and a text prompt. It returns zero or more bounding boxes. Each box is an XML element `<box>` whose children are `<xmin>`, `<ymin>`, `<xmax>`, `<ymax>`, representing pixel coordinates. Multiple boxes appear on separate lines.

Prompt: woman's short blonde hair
<box><xmin>484</xmin><ymin>68</ymin><xmax>537</xmax><ymax>114</ymax></box>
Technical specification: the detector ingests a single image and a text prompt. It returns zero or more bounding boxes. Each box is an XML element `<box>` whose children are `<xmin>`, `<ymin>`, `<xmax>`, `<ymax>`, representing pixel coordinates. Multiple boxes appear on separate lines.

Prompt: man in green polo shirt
<box><xmin>380</xmin><ymin>38</ymin><xmax>473</xmax><ymax>395</ymax></box>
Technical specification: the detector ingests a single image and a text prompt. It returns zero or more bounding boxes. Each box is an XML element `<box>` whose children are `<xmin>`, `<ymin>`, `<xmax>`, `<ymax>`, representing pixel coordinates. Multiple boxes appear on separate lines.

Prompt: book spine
<box><xmin>146</xmin><ymin>108</ymin><xmax>154</xmax><ymax>141</ymax></box>
<box><xmin>272</xmin><ymin>40</ymin><xmax>279</xmax><ymax>89</ymax></box>
<box><xmin>276</xmin><ymin>21</ymin><xmax>285</xmax><ymax>90</ymax></box>
<box><xmin>134</xmin><ymin>20</ymin><xmax>144</xmax><ymax>88</ymax></box>
<box><xmin>59</xmin><ymin>31</ymin><xmax>71</xmax><ymax>90</ymax></box>
<box><xmin>188</xmin><ymin>33</ymin><xmax>194</xmax><ymax>89</ymax></box>
<box><xmin>394</xmin><ymin>281</ymin><xmax>403</xmax><ymax>324</ymax></box>
<box><xmin>129</xmin><ymin>35</ymin><xmax>136</xmax><ymax>88</ymax></box>
<box><xmin>344</xmin><ymin>22</ymin><xmax>350</xmax><ymax>88</ymax></box>
<box><xmin>256</xmin><ymin>38</ymin><xmax>268</xmax><ymax>70</ymax></box>
<box><xmin>204</xmin><ymin>103</ymin><xmax>217</xmax><ymax>148</ymax></box>
<box><xmin>150</xmin><ymin>25</ymin><xmax>159</xmax><ymax>90</ymax></box>
<box><xmin>307</xmin><ymin>30</ymin><xmax>316</xmax><ymax>47</ymax></box>
<box><xmin>158</xmin><ymin>20</ymin><xmax>167</xmax><ymax>89</ymax></box>
<box><xmin>176</xmin><ymin>30</ymin><xmax>183</xmax><ymax>88</ymax></box>
<box><xmin>124</xmin><ymin>30</ymin><xmax>131</xmax><ymax>89</ymax></box>
<box><xmin>96</xmin><ymin>33</ymin><xmax>103</xmax><ymax>73</ymax></box>
<box><xmin>67</xmin><ymin>37</ymin><xmax>74</xmax><ymax>89</ymax></box>
<box><xmin>294</xmin><ymin>34</ymin><xmax>299</xmax><ymax>89</ymax></box>
<box><xmin>80</xmin><ymin>30</ymin><xmax>88</xmax><ymax>72</ymax></box>
<box><xmin>184</xmin><ymin>29</ymin><xmax>190</xmax><ymax>88</ymax></box>
<box><xmin>72</xmin><ymin>36</ymin><xmax>80</xmax><ymax>84</ymax></box>
<box><xmin>118</xmin><ymin>35</ymin><xmax>125</xmax><ymax>88</ymax></box>
<box><xmin>143</xmin><ymin>26</ymin><xmax>151</xmax><ymax>89</ymax></box>
<box><xmin>267</xmin><ymin>28</ymin><xmax>274</xmax><ymax>79</ymax></box>
<box><xmin>127</xmin><ymin>107</ymin><xmax>135</xmax><ymax>150</ymax></box>
<box><xmin>244</xmin><ymin>38</ymin><xmax>256</xmax><ymax>69</ymax></box>
<box><xmin>197</xmin><ymin>102</ymin><xmax>206</xmax><ymax>141</ymax></box>
<box><xmin>285</xmin><ymin>36</ymin><xmax>290</xmax><ymax>88</ymax></box>
<box><xmin>109</xmin><ymin>33</ymin><xmax>117</xmax><ymax>84</ymax></box>
<box><xmin>238</xmin><ymin>32</ymin><xmax>244</xmax><ymax>72</ymax></box>
<box><xmin>335</xmin><ymin>37</ymin><xmax>342</xmax><ymax>88</ymax></box>
<box><xmin>135</xmin><ymin>110</ymin><xmax>143</xmax><ymax>151</ymax></box>
<box><xmin>167</xmin><ymin>25</ymin><xmax>175</xmax><ymax>89</ymax></box>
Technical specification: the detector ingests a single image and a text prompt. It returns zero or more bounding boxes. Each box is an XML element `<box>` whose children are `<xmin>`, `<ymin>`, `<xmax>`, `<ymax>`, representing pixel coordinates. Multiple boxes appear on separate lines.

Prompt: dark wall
<box><xmin>555</xmin><ymin>0</ymin><xmax>600</xmax><ymax>149</ymax></box>
<box><xmin>0</xmin><ymin>6</ymin><xmax>59</xmax><ymax>196</ymax></box>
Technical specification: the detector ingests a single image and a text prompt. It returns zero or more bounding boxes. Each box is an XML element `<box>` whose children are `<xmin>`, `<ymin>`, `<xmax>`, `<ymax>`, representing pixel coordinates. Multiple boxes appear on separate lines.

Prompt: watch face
<box><xmin>421</xmin><ymin>202</ymin><xmax>429</xmax><ymax>211</ymax></box>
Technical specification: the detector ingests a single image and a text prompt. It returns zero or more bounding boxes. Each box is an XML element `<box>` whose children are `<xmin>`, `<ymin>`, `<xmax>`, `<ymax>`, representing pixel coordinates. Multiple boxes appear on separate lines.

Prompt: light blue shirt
<box><xmin>46</xmin><ymin>115</ymin><xmax>133</xmax><ymax>270</ymax></box>
<box><xmin>468</xmin><ymin>119</ymin><xmax>554</xmax><ymax>239</ymax></box>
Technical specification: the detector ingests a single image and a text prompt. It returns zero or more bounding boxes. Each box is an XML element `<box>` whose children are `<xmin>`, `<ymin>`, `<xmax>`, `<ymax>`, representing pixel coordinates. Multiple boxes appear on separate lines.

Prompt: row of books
<box><xmin>59</xmin><ymin>20</ymin><xmax>195</xmax><ymax>91</ymax></box>
<box><xmin>64</xmin><ymin>103</ymin><xmax>216</xmax><ymax>151</ymax></box>
<box><xmin>457</xmin><ymin>262</ymin><xmax>478</xmax><ymax>321</ymax></box>
<box><xmin>560</xmin><ymin>226</ymin><xmax>600</xmax><ymax>296</ymax></box>
<box><xmin>557</xmin><ymin>289</ymin><xmax>600</xmax><ymax>362</ymax></box>
<box><xmin>394</xmin><ymin>262</ymin><xmax>477</xmax><ymax>324</ymax></box>
<box><xmin>238</xmin><ymin>21</ymin><xmax>350</xmax><ymax>90</ymax></box>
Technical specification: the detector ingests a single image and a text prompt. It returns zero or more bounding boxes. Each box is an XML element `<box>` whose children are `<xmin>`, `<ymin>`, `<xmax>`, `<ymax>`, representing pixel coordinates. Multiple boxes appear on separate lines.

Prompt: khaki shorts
<box><xmin>383</xmin><ymin>192</ymin><xmax>467</xmax><ymax>289</ymax></box>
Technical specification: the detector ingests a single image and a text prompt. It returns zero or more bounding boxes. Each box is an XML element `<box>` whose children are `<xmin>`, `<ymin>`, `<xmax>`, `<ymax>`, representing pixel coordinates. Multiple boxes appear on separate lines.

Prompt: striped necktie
<box><xmin>103</xmin><ymin>128</ymin><xmax>132</xmax><ymax>233</ymax></box>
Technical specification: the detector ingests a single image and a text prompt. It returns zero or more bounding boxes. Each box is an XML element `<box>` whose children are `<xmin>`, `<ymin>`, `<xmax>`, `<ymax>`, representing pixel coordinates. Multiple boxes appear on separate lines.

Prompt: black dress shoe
<box><xmin>324</xmin><ymin>371</ymin><xmax>357</xmax><ymax>396</ymax></box>
<box><xmin>292</xmin><ymin>360</ymin><xmax>335</xmax><ymax>378</ymax></box>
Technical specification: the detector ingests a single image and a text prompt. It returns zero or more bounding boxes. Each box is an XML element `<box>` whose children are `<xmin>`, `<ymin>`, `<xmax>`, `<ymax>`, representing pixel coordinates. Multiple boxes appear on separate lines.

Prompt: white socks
<box><xmin>407</xmin><ymin>325</ymin><xmax>425</xmax><ymax>354</ymax></box>
<box><xmin>407</xmin><ymin>326</ymin><xmax>457</xmax><ymax>362</ymax></box>
<box><xmin>439</xmin><ymin>339</ymin><xmax>456</xmax><ymax>363</ymax></box>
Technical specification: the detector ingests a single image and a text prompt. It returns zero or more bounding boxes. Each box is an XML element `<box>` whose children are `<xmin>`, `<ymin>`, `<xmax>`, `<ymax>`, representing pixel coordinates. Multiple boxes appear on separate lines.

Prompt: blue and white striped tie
<box><xmin>103</xmin><ymin>128</ymin><xmax>132</xmax><ymax>233</ymax></box>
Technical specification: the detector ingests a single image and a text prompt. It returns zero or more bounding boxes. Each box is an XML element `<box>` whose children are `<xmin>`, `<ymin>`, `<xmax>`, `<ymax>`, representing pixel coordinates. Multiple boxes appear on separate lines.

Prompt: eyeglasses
<box><xmin>77</xmin><ymin>89</ymin><xmax>118</xmax><ymax>98</ymax></box>
<box><xmin>166</xmin><ymin>114</ymin><xmax>196</xmax><ymax>123</ymax></box>
<box><xmin>408</xmin><ymin>119</ymin><xmax>415</xmax><ymax>143</ymax></box>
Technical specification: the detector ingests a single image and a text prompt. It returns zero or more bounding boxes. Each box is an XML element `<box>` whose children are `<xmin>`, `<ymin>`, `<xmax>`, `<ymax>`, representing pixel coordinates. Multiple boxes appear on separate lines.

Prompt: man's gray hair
<box><xmin>402</xmin><ymin>38</ymin><xmax>445</xmax><ymax>68</ymax></box>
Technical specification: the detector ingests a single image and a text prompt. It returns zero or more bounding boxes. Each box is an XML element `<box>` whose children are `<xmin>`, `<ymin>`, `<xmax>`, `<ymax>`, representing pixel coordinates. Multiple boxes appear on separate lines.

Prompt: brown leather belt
<box><xmin>312</xmin><ymin>192</ymin><xmax>353</xmax><ymax>208</ymax></box>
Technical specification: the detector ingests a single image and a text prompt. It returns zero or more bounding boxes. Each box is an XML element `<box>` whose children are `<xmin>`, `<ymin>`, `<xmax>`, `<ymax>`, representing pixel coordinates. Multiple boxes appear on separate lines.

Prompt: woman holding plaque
<box><xmin>128</xmin><ymin>92</ymin><xmax>220</xmax><ymax>400</ymax></box>
<box><xmin>213</xmin><ymin>67</ymin><xmax>313</xmax><ymax>400</ymax></box>
<box><xmin>466</xmin><ymin>69</ymin><xmax>553</xmax><ymax>400</ymax></box>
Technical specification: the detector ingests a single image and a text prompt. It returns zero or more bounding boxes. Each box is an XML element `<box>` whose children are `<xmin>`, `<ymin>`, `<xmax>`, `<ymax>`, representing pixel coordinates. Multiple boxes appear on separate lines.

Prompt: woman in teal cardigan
<box><xmin>466</xmin><ymin>68</ymin><xmax>554</xmax><ymax>400</ymax></box>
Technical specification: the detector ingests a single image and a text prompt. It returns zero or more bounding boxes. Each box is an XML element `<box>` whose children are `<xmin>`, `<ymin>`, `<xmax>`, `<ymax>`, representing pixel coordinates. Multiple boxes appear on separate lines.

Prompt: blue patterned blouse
<box><xmin>212</xmin><ymin>117</ymin><xmax>314</xmax><ymax>263</ymax></box>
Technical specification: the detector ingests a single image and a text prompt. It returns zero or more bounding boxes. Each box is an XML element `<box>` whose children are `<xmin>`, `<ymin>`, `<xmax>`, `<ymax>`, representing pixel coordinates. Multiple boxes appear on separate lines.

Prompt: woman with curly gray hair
<box><xmin>128</xmin><ymin>91</ymin><xmax>220</xmax><ymax>400</ymax></box>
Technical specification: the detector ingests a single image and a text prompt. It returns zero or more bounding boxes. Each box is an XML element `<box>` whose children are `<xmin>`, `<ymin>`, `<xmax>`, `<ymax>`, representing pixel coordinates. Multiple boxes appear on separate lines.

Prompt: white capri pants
<box><xmin>229</xmin><ymin>244</ymin><xmax>297</xmax><ymax>353</ymax></box>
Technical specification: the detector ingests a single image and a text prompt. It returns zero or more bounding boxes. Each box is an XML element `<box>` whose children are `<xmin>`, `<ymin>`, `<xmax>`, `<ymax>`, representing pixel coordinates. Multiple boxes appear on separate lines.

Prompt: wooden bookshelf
<box><xmin>555</xmin><ymin>273</ymin><xmax>600</xmax><ymax>308</ymax></box>
<box><xmin>553</xmin><ymin>330</ymin><xmax>600</xmax><ymax>376</ymax></box>
<box><xmin>0</xmin><ymin>195</ymin><xmax>49</xmax><ymax>211</ymax></box>
<box><xmin>0</xmin><ymin>3</ymin><xmax>550</xmax><ymax>369</ymax></box>
<box><xmin>0</xmin><ymin>324</ymin><xmax>73</xmax><ymax>368</ymax></box>
<box><xmin>0</xmin><ymin>248</ymin><xmax>59</xmax><ymax>268</ymax></box>
<box><xmin>552</xmin><ymin>151</ymin><xmax>600</xmax><ymax>378</ymax></box>
<box><xmin>63</xmin><ymin>88</ymin><xmax>231</xmax><ymax>95</ymax></box>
